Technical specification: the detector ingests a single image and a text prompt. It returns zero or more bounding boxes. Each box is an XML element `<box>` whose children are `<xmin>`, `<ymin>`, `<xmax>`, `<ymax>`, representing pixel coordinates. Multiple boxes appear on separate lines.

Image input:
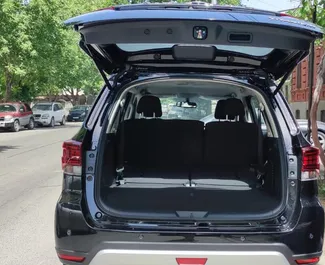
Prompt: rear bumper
<box><xmin>55</xmin><ymin>185</ymin><xmax>324</xmax><ymax>265</ymax></box>
<box><xmin>56</xmin><ymin>242</ymin><xmax>322</xmax><ymax>265</ymax></box>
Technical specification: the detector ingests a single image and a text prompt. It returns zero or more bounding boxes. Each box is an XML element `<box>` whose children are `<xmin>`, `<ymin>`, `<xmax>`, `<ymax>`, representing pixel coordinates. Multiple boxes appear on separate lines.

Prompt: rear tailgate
<box><xmin>65</xmin><ymin>6</ymin><xmax>323</xmax><ymax>79</ymax></box>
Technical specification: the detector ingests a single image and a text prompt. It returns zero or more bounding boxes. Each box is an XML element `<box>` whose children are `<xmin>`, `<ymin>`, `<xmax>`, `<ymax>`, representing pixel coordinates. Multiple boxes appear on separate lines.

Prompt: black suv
<box><xmin>55</xmin><ymin>4</ymin><xmax>324</xmax><ymax>265</ymax></box>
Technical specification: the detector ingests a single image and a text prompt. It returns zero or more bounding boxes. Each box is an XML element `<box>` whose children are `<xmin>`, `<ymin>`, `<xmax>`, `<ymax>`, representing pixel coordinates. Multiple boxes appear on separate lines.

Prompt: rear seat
<box><xmin>199</xmin><ymin>98</ymin><xmax>259</xmax><ymax>183</ymax></box>
<box><xmin>117</xmin><ymin>95</ymin><xmax>204</xmax><ymax>181</ymax></box>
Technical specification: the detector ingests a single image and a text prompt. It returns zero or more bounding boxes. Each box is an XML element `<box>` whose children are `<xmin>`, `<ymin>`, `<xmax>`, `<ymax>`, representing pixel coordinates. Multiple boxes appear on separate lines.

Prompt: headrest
<box><xmin>224</xmin><ymin>98</ymin><xmax>245</xmax><ymax>120</ymax></box>
<box><xmin>137</xmin><ymin>95</ymin><xmax>162</xmax><ymax>118</ymax></box>
<box><xmin>214</xmin><ymin>100</ymin><xmax>226</xmax><ymax>119</ymax></box>
<box><xmin>214</xmin><ymin>98</ymin><xmax>245</xmax><ymax>120</ymax></box>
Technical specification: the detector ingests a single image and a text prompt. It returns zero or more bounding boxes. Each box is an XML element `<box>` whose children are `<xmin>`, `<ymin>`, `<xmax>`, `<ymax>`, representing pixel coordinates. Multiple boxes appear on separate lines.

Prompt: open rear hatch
<box><xmin>65</xmin><ymin>3</ymin><xmax>323</xmax><ymax>226</ymax></box>
<box><xmin>65</xmin><ymin>3</ymin><xmax>323</xmax><ymax>81</ymax></box>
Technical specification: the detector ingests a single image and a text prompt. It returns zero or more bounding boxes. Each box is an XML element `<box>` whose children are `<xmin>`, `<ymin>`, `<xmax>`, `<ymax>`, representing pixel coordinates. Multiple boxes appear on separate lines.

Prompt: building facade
<box><xmin>290</xmin><ymin>46</ymin><xmax>325</xmax><ymax>121</ymax></box>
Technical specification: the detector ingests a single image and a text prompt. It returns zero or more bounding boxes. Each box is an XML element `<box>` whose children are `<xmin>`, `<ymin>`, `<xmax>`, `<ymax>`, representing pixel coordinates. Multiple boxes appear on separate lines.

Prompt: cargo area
<box><xmin>96</xmin><ymin>79</ymin><xmax>285</xmax><ymax>221</ymax></box>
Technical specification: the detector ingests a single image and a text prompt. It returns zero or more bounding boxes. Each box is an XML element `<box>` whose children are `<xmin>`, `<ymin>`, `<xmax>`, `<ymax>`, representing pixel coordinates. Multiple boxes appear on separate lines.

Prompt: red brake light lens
<box><xmin>301</xmin><ymin>146</ymin><xmax>320</xmax><ymax>181</ymax></box>
<box><xmin>62</xmin><ymin>140</ymin><xmax>82</xmax><ymax>170</ymax></box>
<box><xmin>302</xmin><ymin>146</ymin><xmax>320</xmax><ymax>172</ymax></box>
<box><xmin>57</xmin><ymin>253</ymin><xmax>85</xmax><ymax>262</ymax></box>
<box><xmin>176</xmin><ymin>258</ymin><xmax>208</xmax><ymax>265</ymax></box>
<box><xmin>296</xmin><ymin>257</ymin><xmax>320</xmax><ymax>264</ymax></box>
<box><xmin>279</xmin><ymin>13</ymin><xmax>294</xmax><ymax>17</ymax></box>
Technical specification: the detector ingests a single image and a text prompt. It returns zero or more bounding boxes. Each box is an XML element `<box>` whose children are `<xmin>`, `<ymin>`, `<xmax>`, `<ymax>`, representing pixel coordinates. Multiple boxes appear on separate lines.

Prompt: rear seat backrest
<box><xmin>117</xmin><ymin>95</ymin><xmax>204</xmax><ymax>179</ymax></box>
<box><xmin>204</xmin><ymin>98</ymin><xmax>258</xmax><ymax>171</ymax></box>
<box><xmin>117</xmin><ymin>95</ymin><xmax>163</xmax><ymax>173</ymax></box>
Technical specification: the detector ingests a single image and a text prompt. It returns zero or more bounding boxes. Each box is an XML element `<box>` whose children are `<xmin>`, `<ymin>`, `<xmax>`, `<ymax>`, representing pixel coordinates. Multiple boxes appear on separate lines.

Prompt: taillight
<box><xmin>296</xmin><ymin>257</ymin><xmax>320</xmax><ymax>264</ymax></box>
<box><xmin>301</xmin><ymin>146</ymin><xmax>320</xmax><ymax>181</ymax></box>
<box><xmin>62</xmin><ymin>140</ymin><xmax>82</xmax><ymax>175</ymax></box>
<box><xmin>57</xmin><ymin>253</ymin><xmax>85</xmax><ymax>262</ymax></box>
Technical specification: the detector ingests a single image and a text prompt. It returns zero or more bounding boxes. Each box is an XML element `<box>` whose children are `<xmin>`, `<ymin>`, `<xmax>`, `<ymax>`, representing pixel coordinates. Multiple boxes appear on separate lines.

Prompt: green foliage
<box><xmin>0</xmin><ymin>0</ymin><xmax>240</xmax><ymax>102</ymax></box>
<box><xmin>289</xmin><ymin>0</ymin><xmax>325</xmax><ymax>28</ymax></box>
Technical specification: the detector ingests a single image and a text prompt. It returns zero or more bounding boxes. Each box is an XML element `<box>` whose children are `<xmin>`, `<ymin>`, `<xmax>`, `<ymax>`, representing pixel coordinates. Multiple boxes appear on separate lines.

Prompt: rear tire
<box><xmin>49</xmin><ymin>117</ymin><xmax>55</xmax><ymax>127</ymax></box>
<box><xmin>26</xmin><ymin>118</ymin><xmax>35</xmax><ymax>130</ymax></box>
<box><xmin>60</xmin><ymin>116</ymin><xmax>66</xmax><ymax>126</ymax></box>
<box><xmin>11</xmin><ymin>120</ymin><xmax>20</xmax><ymax>132</ymax></box>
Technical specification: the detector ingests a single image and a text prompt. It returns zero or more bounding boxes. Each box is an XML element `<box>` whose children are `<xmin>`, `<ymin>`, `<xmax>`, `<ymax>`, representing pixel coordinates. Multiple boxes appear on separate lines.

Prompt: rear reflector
<box><xmin>57</xmin><ymin>253</ymin><xmax>85</xmax><ymax>262</ymax></box>
<box><xmin>301</xmin><ymin>146</ymin><xmax>320</xmax><ymax>181</ymax></box>
<box><xmin>296</xmin><ymin>257</ymin><xmax>320</xmax><ymax>264</ymax></box>
<box><xmin>176</xmin><ymin>258</ymin><xmax>208</xmax><ymax>265</ymax></box>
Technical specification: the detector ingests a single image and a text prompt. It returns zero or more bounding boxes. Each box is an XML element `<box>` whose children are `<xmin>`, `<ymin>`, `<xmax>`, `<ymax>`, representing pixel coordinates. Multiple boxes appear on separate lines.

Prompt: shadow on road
<box><xmin>0</xmin><ymin>145</ymin><xmax>18</xmax><ymax>153</ymax></box>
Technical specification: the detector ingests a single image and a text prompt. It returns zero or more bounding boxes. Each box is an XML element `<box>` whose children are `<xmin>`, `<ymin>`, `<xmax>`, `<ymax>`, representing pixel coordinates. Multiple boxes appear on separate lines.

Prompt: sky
<box><xmin>241</xmin><ymin>0</ymin><xmax>301</xmax><ymax>11</ymax></box>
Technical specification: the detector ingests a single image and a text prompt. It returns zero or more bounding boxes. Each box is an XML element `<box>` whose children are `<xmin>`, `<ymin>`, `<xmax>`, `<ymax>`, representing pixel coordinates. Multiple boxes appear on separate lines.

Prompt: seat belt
<box><xmin>255</xmin><ymin>103</ymin><xmax>267</xmax><ymax>188</ymax></box>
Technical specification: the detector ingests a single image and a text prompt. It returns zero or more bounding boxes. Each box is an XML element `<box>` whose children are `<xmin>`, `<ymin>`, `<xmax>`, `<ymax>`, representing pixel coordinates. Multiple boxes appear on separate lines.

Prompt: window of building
<box><xmin>321</xmin><ymin>110</ymin><xmax>325</xmax><ymax>122</ymax></box>
<box><xmin>297</xmin><ymin>64</ymin><xmax>302</xmax><ymax>89</ymax></box>
<box><xmin>285</xmin><ymin>85</ymin><xmax>289</xmax><ymax>100</ymax></box>
<box><xmin>296</xmin><ymin>109</ymin><xmax>300</xmax><ymax>119</ymax></box>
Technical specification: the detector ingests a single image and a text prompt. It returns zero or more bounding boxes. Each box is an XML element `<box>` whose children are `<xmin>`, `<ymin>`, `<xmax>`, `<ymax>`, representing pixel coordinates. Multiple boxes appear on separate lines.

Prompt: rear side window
<box><xmin>250</xmin><ymin>97</ymin><xmax>266</xmax><ymax>127</ymax></box>
<box><xmin>19</xmin><ymin>105</ymin><xmax>25</xmax><ymax>112</ymax></box>
<box><xmin>54</xmin><ymin>104</ymin><xmax>59</xmax><ymax>111</ymax></box>
<box><xmin>24</xmin><ymin>104</ymin><xmax>32</xmax><ymax>112</ymax></box>
<box><xmin>136</xmin><ymin>96</ymin><xmax>215</xmax><ymax>121</ymax></box>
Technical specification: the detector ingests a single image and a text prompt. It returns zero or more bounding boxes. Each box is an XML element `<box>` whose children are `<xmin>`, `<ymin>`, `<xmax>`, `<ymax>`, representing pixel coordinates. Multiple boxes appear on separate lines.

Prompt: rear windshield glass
<box><xmin>117</xmin><ymin>44</ymin><xmax>273</xmax><ymax>56</ymax></box>
<box><xmin>72</xmin><ymin>106</ymin><xmax>87</xmax><ymax>111</ymax></box>
<box><xmin>32</xmin><ymin>104</ymin><xmax>52</xmax><ymax>111</ymax></box>
<box><xmin>0</xmin><ymin>104</ymin><xmax>16</xmax><ymax>112</ymax></box>
<box><xmin>160</xmin><ymin>96</ymin><xmax>216</xmax><ymax>121</ymax></box>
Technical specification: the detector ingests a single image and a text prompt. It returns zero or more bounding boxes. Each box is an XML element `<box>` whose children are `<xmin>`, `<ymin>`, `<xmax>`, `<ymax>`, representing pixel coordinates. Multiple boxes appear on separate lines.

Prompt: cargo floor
<box><xmin>101</xmin><ymin>179</ymin><xmax>280</xmax><ymax>215</ymax></box>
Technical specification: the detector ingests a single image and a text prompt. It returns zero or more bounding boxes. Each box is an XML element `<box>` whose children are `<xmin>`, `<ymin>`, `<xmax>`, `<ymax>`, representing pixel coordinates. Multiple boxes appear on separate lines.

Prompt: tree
<box><xmin>289</xmin><ymin>0</ymin><xmax>325</xmax><ymax>28</ymax></box>
<box><xmin>0</xmin><ymin>0</ymin><xmax>241</xmax><ymax>102</ymax></box>
<box><xmin>291</xmin><ymin>0</ymin><xmax>325</xmax><ymax>166</ymax></box>
<box><xmin>311</xmin><ymin>54</ymin><xmax>325</xmax><ymax>165</ymax></box>
<box><xmin>0</xmin><ymin>0</ymin><xmax>35</xmax><ymax>101</ymax></box>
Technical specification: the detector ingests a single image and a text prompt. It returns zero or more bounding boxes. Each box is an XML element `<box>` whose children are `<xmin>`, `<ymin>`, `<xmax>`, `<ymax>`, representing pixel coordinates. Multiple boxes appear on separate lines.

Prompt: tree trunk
<box><xmin>311</xmin><ymin>53</ymin><xmax>325</xmax><ymax>166</ymax></box>
<box><xmin>4</xmin><ymin>70</ymin><xmax>13</xmax><ymax>101</ymax></box>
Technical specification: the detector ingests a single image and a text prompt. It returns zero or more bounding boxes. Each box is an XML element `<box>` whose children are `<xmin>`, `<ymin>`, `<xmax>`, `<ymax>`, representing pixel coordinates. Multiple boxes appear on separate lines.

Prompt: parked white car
<box><xmin>32</xmin><ymin>102</ymin><xmax>66</xmax><ymax>127</ymax></box>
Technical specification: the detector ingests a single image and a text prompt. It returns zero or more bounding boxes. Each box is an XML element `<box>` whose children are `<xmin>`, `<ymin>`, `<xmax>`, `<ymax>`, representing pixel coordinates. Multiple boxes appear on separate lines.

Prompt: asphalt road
<box><xmin>0</xmin><ymin>122</ymin><xmax>81</xmax><ymax>265</ymax></box>
<box><xmin>0</xmin><ymin>122</ymin><xmax>324</xmax><ymax>265</ymax></box>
